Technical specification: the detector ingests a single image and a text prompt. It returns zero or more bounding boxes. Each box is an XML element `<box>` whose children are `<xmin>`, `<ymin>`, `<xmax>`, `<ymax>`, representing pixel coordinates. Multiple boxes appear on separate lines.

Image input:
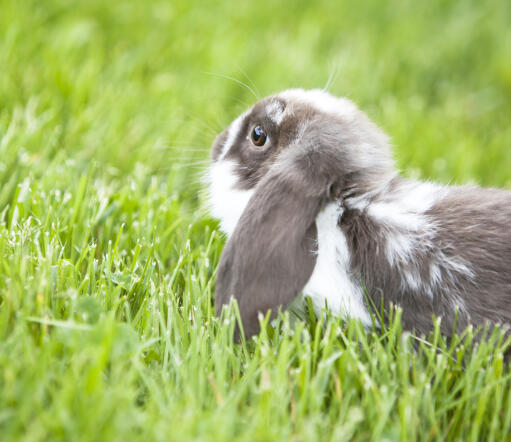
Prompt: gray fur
<box><xmin>210</xmin><ymin>89</ymin><xmax>511</xmax><ymax>340</ymax></box>
<box><xmin>342</xmin><ymin>182</ymin><xmax>511</xmax><ymax>337</ymax></box>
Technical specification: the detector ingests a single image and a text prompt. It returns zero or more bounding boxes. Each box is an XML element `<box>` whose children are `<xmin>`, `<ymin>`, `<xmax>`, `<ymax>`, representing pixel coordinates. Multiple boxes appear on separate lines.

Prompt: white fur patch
<box><xmin>349</xmin><ymin>180</ymin><xmax>473</xmax><ymax>301</ymax></box>
<box><xmin>219</xmin><ymin>110</ymin><xmax>249</xmax><ymax>160</ymax></box>
<box><xmin>439</xmin><ymin>251</ymin><xmax>475</xmax><ymax>283</ymax></box>
<box><xmin>385</xmin><ymin>230</ymin><xmax>416</xmax><ymax>268</ymax></box>
<box><xmin>368</xmin><ymin>184</ymin><xmax>440</xmax><ymax>231</ymax></box>
<box><xmin>365</xmin><ymin>181</ymin><xmax>447</xmax><ymax>268</ymax></box>
<box><xmin>303</xmin><ymin>203</ymin><xmax>373</xmax><ymax>326</ymax></box>
<box><xmin>278</xmin><ymin>88</ymin><xmax>358</xmax><ymax>120</ymax></box>
<box><xmin>206</xmin><ymin>160</ymin><xmax>253</xmax><ymax>236</ymax></box>
<box><xmin>266</xmin><ymin>101</ymin><xmax>285</xmax><ymax>125</ymax></box>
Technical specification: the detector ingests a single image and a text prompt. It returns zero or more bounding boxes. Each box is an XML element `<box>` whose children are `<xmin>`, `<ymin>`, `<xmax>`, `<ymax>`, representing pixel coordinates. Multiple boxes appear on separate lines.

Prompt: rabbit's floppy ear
<box><xmin>216</xmin><ymin>128</ymin><xmax>346</xmax><ymax>338</ymax></box>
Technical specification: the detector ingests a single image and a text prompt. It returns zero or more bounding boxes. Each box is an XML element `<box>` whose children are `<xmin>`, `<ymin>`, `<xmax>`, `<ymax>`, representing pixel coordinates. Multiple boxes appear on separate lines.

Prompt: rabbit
<box><xmin>206</xmin><ymin>88</ymin><xmax>511</xmax><ymax>340</ymax></box>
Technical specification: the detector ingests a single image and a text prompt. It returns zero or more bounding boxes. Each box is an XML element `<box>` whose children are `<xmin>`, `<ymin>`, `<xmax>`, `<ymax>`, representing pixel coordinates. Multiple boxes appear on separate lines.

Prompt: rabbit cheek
<box><xmin>207</xmin><ymin>160</ymin><xmax>254</xmax><ymax>236</ymax></box>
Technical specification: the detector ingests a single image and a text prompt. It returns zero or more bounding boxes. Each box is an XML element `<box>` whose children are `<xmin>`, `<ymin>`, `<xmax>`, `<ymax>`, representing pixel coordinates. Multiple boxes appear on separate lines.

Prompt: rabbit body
<box><xmin>207</xmin><ymin>89</ymin><xmax>511</xmax><ymax>338</ymax></box>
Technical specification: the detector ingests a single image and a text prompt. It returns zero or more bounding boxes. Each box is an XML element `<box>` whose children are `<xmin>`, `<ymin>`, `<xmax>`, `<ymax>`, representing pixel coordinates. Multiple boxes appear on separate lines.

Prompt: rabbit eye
<box><xmin>250</xmin><ymin>125</ymin><xmax>268</xmax><ymax>147</ymax></box>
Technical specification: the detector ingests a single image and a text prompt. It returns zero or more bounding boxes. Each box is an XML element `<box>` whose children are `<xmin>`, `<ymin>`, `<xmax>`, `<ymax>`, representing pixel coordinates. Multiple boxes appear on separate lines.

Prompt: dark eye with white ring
<box><xmin>250</xmin><ymin>125</ymin><xmax>268</xmax><ymax>147</ymax></box>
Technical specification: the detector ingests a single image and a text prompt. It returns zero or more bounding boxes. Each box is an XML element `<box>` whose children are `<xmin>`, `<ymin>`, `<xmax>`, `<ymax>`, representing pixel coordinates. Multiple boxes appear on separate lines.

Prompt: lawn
<box><xmin>1</xmin><ymin>0</ymin><xmax>511</xmax><ymax>440</ymax></box>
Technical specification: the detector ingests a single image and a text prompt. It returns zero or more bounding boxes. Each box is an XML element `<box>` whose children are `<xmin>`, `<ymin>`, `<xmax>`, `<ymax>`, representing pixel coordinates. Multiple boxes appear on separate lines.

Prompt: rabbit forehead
<box><xmin>254</xmin><ymin>89</ymin><xmax>359</xmax><ymax>129</ymax></box>
<box><xmin>276</xmin><ymin>89</ymin><xmax>359</xmax><ymax>120</ymax></box>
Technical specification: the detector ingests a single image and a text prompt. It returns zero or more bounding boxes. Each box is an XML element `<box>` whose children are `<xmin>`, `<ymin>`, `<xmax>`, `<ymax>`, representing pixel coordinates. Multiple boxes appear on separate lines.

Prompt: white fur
<box><xmin>206</xmin><ymin>161</ymin><xmax>254</xmax><ymax>236</ymax></box>
<box><xmin>266</xmin><ymin>101</ymin><xmax>285</xmax><ymax>125</ymax></box>
<box><xmin>362</xmin><ymin>181</ymin><xmax>445</xmax><ymax>274</ymax></box>
<box><xmin>367</xmin><ymin>181</ymin><xmax>444</xmax><ymax>231</ymax></box>
<box><xmin>219</xmin><ymin>111</ymin><xmax>249</xmax><ymax>160</ymax></box>
<box><xmin>279</xmin><ymin>88</ymin><xmax>359</xmax><ymax>120</ymax></box>
<box><xmin>347</xmin><ymin>180</ymin><xmax>473</xmax><ymax>301</ymax></box>
<box><xmin>303</xmin><ymin>203</ymin><xmax>373</xmax><ymax>326</ymax></box>
<box><xmin>438</xmin><ymin>251</ymin><xmax>475</xmax><ymax>285</ymax></box>
<box><xmin>385</xmin><ymin>230</ymin><xmax>416</xmax><ymax>268</ymax></box>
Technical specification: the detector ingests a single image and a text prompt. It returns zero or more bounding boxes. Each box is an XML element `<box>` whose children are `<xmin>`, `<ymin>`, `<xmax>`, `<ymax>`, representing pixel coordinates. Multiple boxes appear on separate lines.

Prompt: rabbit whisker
<box><xmin>234</xmin><ymin>64</ymin><xmax>262</xmax><ymax>99</ymax></box>
<box><xmin>323</xmin><ymin>63</ymin><xmax>340</xmax><ymax>92</ymax></box>
<box><xmin>202</xmin><ymin>71</ymin><xmax>260</xmax><ymax>100</ymax></box>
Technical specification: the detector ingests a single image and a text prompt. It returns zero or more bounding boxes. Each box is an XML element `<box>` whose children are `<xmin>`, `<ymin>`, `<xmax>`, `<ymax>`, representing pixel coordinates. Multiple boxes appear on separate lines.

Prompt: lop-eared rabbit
<box><xmin>207</xmin><ymin>89</ymin><xmax>511</xmax><ymax>341</ymax></box>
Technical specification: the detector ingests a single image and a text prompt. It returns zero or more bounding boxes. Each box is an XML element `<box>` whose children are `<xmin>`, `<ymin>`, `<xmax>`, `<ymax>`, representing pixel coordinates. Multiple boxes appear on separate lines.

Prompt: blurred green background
<box><xmin>1</xmin><ymin>0</ymin><xmax>511</xmax><ymax>440</ymax></box>
<box><xmin>2</xmin><ymin>0</ymin><xmax>511</xmax><ymax>189</ymax></box>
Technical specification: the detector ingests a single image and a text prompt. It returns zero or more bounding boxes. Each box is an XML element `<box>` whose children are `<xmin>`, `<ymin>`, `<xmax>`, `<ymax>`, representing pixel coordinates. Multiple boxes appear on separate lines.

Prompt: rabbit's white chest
<box><xmin>303</xmin><ymin>203</ymin><xmax>372</xmax><ymax>326</ymax></box>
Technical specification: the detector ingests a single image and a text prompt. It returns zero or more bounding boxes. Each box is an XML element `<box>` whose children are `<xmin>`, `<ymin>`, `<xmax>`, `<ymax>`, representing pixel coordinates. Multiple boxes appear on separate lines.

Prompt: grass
<box><xmin>1</xmin><ymin>0</ymin><xmax>511</xmax><ymax>440</ymax></box>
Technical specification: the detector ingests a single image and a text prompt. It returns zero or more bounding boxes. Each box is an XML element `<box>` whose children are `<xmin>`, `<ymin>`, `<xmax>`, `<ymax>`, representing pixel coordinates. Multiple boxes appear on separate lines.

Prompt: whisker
<box><xmin>156</xmin><ymin>145</ymin><xmax>211</xmax><ymax>152</ymax></box>
<box><xmin>193</xmin><ymin>178</ymin><xmax>209</xmax><ymax>188</ymax></box>
<box><xmin>323</xmin><ymin>63</ymin><xmax>340</xmax><ymax>92</ymax></box>
<box><xmin>154</xmin><ymin>162</ymin><xmax>210</xmax><ymax>172</ymax></box>
<box><xmin>160</xmin><ymin>151</ymin><xmax>209</xmax><ymax>160</ymax></box>
<box><xmin>205</xmin><ymin>113</ymin><xmax>231</xmax><ymax>135</ymax></box>
<box><xmin>225</xmin><ymin>95</ymin><xmax>251</xmax><ymax>110</ymax></box>
<box><xmin>186</xmin><ymin>126</ymin><xmax>217</xmax><ymax>139</ymax></box>
<box><xmin>202</xmin><ymin>71</ymin><xmax>259</xmax><ymax>100</ymax></box>
<box><xmin>165</xmin><ymin>160</ymin><xmax>210</xmax><ymax>167</ymax></box>
<box><xmin>183</xmin><ymin>113</ymin><xmax>222</xmax><ymax>137</ymax></box>
<box><xmin>157</xmin><ymin>139</ymin><xmax>209</xmax><ymax>147</ymax></box>
<box><xmin>234</xmin><ymin>64</ymin><xmax>262</xmax><ymax>99</ymax></box>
